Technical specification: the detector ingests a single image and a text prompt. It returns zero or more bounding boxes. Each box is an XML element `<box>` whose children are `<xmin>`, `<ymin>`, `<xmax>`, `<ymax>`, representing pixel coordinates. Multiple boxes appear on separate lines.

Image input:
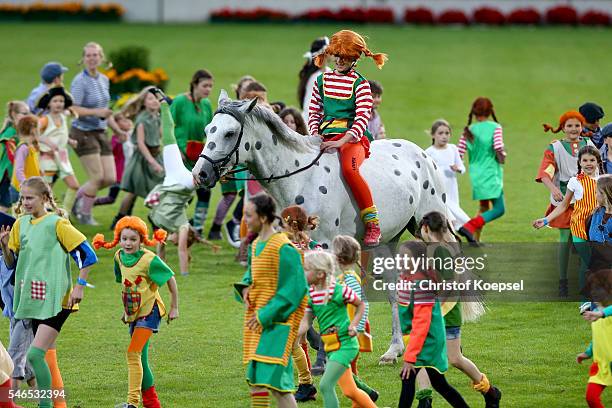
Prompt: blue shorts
<box><xmin>129</xmin><ymin>303</ymin><xmax>162</xmax><ymax>335</ymax></box>
<box><xmin>445</xmin><ymin>326</ymin><xmax>461</xmax><ymax>340</ymax></box>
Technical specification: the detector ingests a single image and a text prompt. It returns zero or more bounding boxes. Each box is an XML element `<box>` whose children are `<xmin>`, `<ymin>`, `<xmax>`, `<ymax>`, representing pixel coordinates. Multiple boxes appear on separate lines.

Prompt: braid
<box><xmin>491</xmin><ymin>109</ymin><xmax>499</xmax><ymax>124</ymax></box>
<box><xmin>577</xmin><ymin>160</ymin><xmax>582</xmax><ymax>176</ymax></box>
<box><xmin>45</xmin><ymin>191</ymin><xmax>67</xmax><ymax>218</ymax></box>
<box><xmin>464</xmin><ymin>111</ymin><xmax>474</xmax><ymax>142</ymax></box>
<box><xmin>13</xmin><ymin>196</ymin><xmax>24</xmax><ymax>216</ymax></box>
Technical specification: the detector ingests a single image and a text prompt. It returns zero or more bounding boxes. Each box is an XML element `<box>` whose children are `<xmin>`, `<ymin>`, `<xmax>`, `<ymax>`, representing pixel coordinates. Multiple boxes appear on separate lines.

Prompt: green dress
<box><xmin>237</xmin><ymin>238</ymin><xmax>307</xmax><ymax>392</ymax></box>
<box><xmin>0</xmin><ymin>125</ymin><xmax>17</xmax><ymax>179</ymax></box>
<box><xmin>170</xmin><ymin>94</ymin><xmax>213</xmax><ymax>168</ymax></box>
<box><xmin>434</xmin><ymin>246</ymin><xmax>462</xmax><ymax>328</ymax></box>
<box><xmin>308</xmin><ymin>282</ymin><xmax>360</xmax><ymax>368</ymax></box>
<box><xmin>465</xmin><ymin>120</ymin><xmax>503</xmax><ymax>200</ymax></box>
<box><xmin>121</xmin><ymin>111</ymin><xmax>164</xmax><ymax>198</ymax></box>
<box><xmin>148</xmin><ymin>183</ymin><xmax>194</xmax><ymax>233</ymax></box>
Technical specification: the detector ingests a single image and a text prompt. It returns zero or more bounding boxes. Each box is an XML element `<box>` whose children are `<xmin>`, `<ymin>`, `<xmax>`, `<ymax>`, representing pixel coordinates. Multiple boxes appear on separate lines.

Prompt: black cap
<box><xmin>579</xmin><ymin>102</ymin><xmax>604</xmax><ymax>123</ymax></box>
<box><xmin>601</xmin><ymin>122</ymin><xmax>612</xmax><ymax>139</ymax></box>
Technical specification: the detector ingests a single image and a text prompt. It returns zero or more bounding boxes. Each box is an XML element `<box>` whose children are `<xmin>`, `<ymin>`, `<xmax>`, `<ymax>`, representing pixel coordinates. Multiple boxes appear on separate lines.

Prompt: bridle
<box><xmin>197</xmin><ymin>107</ymin><xmax>326</xmax><ymax>184</ymax></box>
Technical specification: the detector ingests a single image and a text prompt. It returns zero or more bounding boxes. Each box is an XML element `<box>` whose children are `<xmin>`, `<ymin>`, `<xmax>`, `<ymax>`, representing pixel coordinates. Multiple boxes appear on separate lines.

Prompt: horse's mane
<box><xmin>249</xmin><ymin>104</ymin><xmax>319</xmax><ymax>153</ymax></box>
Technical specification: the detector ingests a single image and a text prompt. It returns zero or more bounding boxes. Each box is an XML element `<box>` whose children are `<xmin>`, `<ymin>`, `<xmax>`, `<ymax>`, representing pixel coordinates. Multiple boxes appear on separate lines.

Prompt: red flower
<box><xmin>438</xmin><ymin>9</ymin><xmax>470</xmax><ymax>25</ymax></box>
<box><xmin>366</xmin><ymin>8</ymin><xmax>394</xmax><ymax>24</ymax></box>
<box><xmin>123</xmin><ymin>279</ymin><xmax>132</xmax><ymax>287</ymax></box>
<box><xmin>473</xmin><ymin>7</ymin><xmax>506</xmax><ymax>25</ymax></box>
<box><xmin>546</xmin><ymin>5</ymin><xmax>578</xmax><ymax>25</ymax></box>
<box><xmin>580</xmin><ymin>10</ymin><xmax>610</xmax><ymax>26</ymax></box>
<box><xmin>404</xmin><ymin>7</ymin><xmax>434</xmax><ymax>24</ymax></box>
<box><xmin>135</xmin><ymin>276</ymin><xmax>143</xmax><ymax>285</ymax></box>
<box><xmin>508</xmin><ymin>8</ymin><xmax>541</xmax><ymax>25</ymax></box>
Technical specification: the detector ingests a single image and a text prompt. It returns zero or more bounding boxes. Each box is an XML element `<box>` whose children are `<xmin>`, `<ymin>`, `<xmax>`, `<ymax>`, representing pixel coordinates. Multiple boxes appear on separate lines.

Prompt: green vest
<box><xmin>309</xmin><ymin>283</ymin><xmax>359</xmax><ymax>349</ymax></box>
<box><xmin>398</xmin><ymin>284</ymin><xmax>448</xmax><ymax>373</ymax></box>
<box><xmin>316</xmin><ymin>72</ymin><xmax>373</xmax><ymax>142</ymax></box>
<box><xmin>13</xmin><ymin>214</ymin><xmax>73</xmax><ymax>320</ymax></box>
<box><xmin>0</xmin><ymin>126</ymin><xmax>17</xmax><ymax>179</ymax></box>
<box><xmin>466</xmin><ymin>120</ymin><xmax>504</xmax><ymax>200</ymax></box>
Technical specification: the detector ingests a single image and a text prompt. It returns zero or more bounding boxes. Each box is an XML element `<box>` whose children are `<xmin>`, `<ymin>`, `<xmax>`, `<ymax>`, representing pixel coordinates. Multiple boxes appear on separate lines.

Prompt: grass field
<box><xmin>0</xmin><ymin>23</ymin><xmax>611</xmax><ymax>407</ymax></box>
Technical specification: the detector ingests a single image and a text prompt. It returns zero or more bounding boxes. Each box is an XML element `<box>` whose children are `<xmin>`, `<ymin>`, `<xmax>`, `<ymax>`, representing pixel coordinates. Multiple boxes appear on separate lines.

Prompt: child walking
<box><xmin>308</xmin><ymin>29</ymin><xmax>387</xmax><ymax>246</ymax></box>
<box><xmin>331</xmin><ymin>235</ymin><xmax>379</xmax><ymax>402</ymax></box>
<box><xmin>419</xmin><ymin>212</ymin><xmax>501</xmax><ymax>408</ymax></box>
<box><xmin>235</xmin><ymin>193</ymin><xmax>307</xmax><ymax>408</ymax></box>
<box><xmin>36</xmin><ymin>86</ymin><xmax>79</xmax><ymax>212</ymax></box>
<box><xmin>397</xmin><ymin>240</ymin><xmax>469</xmax><ymax>408</ymax></box>
<box><xmin>457</xmin><ymin>97</ymin><xmax>507</xmax><ymax>241</ymax></box>
<box><xmin>95</xmin><ymin>112</ymin><xmax>133</xmax><ymax>206</ymax></box>
<box><xmin>0</xmin><ymin>102</ymin><xmax>29</xmax><ymax>211</ymax></box>
<box><xmin>576</xmin><ymin>268</ymin><xmax>611</xmax><ymax>408</ymax></box>
<box><xmin>536</xmin><ymin>110</ymin><xmax>596</xmax><ymax>296</ymax></box>
<box><xmin>93</xmin><ymin>216</ymin><xmax>179</xmax><ymax>408</ymax></box>
<box><xmin>299</xmin><ymin>251</ymin><xmax>376</xmax><ymax>408</ymax></box>
<box><xmin>425</xmin><ymin>119</ymin><xmax>470</xmax><ymax>231</ymax></box>
<box><xmin>0</xmin><ymin>176</ymin><xmax>98</xmax><ymax>408</ymax></box>
<box><xmin>112</xmin><ymin>87</ymin><xmax>164</xmax><ymax>229</ymax></box>
<box><xmin>11</xmin><ymin>116</ymin><xmax>41</xmax><ymax>195</ymax></box>
<box><xmin>534</xmin><ymin>146</ymin><xmax>604</xmax><ymax>292</ymax></box>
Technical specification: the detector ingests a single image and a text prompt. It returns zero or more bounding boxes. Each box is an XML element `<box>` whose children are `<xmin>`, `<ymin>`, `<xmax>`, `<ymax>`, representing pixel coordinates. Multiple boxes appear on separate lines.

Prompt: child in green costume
<box><xmin>0</xmin><ymin>101</ymin><xmax>29</xmax><ymax>211</ymax></box>
<box><xmin>457</xmin><ymin>97</ymin><xmax>507</xmax><ymax>241</ymax></box>
<box><xmin>0</xmin><ymin>177</ymin><xmax>98</xmax><ymax>408</ymax></box>
<box><xmin>299</xmin><ymin>251</ymin><xmax>376</xmax><ymax>408</ymax></box>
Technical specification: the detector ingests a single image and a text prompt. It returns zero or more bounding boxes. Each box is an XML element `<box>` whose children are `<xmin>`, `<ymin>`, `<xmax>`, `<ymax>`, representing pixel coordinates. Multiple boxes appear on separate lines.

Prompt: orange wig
<box><xmin>543</xmin><ymin>110</ymin><xmax>586</xmax><ymax>134</ymax></box>
<box><xmin>314</xmin><ymin>30</ymin><xmax>388</xmax><ymax>69</ymax></box>
<box><xmin>93</xmin><ymin>216</ymin><xmax>167</xmax><ymax>250</ymax></box>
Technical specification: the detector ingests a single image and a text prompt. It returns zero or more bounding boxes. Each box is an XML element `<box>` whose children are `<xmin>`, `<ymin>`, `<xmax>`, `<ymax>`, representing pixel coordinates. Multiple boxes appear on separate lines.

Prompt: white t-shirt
<box><xmin>567</xmin><ymin>174</ymin><xmax>599</xmax><ymax>201</ymax></box>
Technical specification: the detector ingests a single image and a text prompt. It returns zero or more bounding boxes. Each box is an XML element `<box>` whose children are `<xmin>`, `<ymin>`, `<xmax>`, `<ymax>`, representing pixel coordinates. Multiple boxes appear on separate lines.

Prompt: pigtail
<box><xmin>307</xmin><ymin>216</ymin><xmax>320</xmax><ymax>231</ymax></box>
<box><xmin>463</xmin><ymin>111</ymin><xmax>474</xmax><ymax>142</ymax></box>
<box><xmin>491</xmin><ymin>109</ymin><xmax>499</xmax><ymax>124</ymax></box>
<box><xmin>313</xmin><ymin>53</ymin><xmax>326</xmax><ymax>68</ymax></box>
<box><xmin>92</xmin><ymin>233</ymin><xmax>120</xmax><ymax>250</ymax></box>
<box><xmin>45</xmin><ymin>191</ymin><xmax>67</xmax><ymax>218</ymax></box>
<box><xmin>543</xmin><ymin>123</ymin><xmax>562</xmax><ymax>133</ymax></box>
<box><xmin>13</xmin><ymin>197</ymin><xmax>24</xmax><ymax>217</ymax></box>
<box><xmin>142</xmin><ymin>228</ymin><xmax>167</xmax><ymax>246</ymax></box>
<box><xmin>363</xmin><ymin>49</ymin><xmax>388</xmax><ymax>69</ymax></box>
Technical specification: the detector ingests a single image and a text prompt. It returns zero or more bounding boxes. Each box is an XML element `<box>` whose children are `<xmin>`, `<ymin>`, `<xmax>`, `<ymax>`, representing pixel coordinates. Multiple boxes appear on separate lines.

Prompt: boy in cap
<box><xmin>579</xmin><ymin>102</ymin><xmax>605</xmax><ymax>148</ymax></box>
<box><xmin>26</xmin><ymin>62</ymin><xmax>68</xmax><ymax>114</ymax></box>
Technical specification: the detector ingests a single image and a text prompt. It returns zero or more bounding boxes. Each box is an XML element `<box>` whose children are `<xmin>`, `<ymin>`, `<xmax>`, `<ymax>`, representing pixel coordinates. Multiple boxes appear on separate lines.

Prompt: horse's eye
<box><xmin>225</xmin><ymin>131</ymin><xmax>235</xmax><ymax>139</ymax></box>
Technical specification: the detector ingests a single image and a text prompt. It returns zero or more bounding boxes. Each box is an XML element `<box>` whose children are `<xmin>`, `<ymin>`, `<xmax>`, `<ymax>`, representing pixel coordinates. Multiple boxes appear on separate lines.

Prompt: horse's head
<box><xmin>192</xmin><ymin>89</ymin><xmax>257</xmax><ymax>188</ymax></box>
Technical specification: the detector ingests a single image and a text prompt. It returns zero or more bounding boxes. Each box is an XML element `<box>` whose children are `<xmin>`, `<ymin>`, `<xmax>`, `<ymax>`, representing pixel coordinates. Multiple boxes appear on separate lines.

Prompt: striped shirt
<box><xmin>457</xmin><ymin>125</ymin><xmax>504</xmax><ymax>158</ymax></box>
<box><xmin>305</xmin><ymin>280</ymin><xmax>358</xmax><ymax>313</ymax></box>
<box><xmin>70</xmin><ymin>69</ymin><xmax>110</xmax><ymax>131</ymax></box>
<box><xmin>308</xmin><ymin>70</ymin><xmax>373</xmax><ymax>141</ymax></box>
<box><xmin>568</xmin><ymin>173</ymin><xmax>598</xmax><ymax>240</ymax></box>
<box><xmin>338</xmin><ymin>271</ymin><xmax>368</xmax><ymax>332</ymax></box>
<box><xmin>398</xmin><ymin>275</ymin><xmax>436</xmax><ymax>306</ymax></box>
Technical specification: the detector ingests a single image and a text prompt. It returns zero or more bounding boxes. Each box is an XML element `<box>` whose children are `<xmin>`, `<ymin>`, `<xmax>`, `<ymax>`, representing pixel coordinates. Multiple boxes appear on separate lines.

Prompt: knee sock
<box><xmin>586</xmin><ymin>382</ymin><xmax>605</xmax><ymax>408</ymax></box>
<box><xmin>292</xmin><ymin>342</ymin><xmax>312</xmax><ymax>385</ymax></box>
<box><xmin>127</xmin><ymin>328</ymin><xmax>153</xmax><ymax>406</ymax></box>
<box><xmin>481</xmin><ymin>193</ymin><xmax>505</xmax><ymax>223</ymax></box>
<box><xmin>213</xmin><ymin>194</ymin><xmax>236</xmax><ymax>225</ymax></box>
<box><xmin>352</xmin><ymin>373</ymin><xmax>374</xmax><ymax>395</ymax></box>
<box><xmin>45</xmin><ymin>349</ymin><xmax>66</xmax><ymax>408</ymax></box>
<box><xmin>319</xmin><ymin>361</ymin><xmax>346</xmax><ymax>408</ymax></box>
<box><xmin>0</xmin><ymin>378</ymin><xmax>19</xmax><ymax>408</ymax></box>
<box><xmin>62</xmin><ymin>188</ymin><xmax>77</xmax><ymax>214</ymax></box>
<box><xmin>336</xmin><ymin>367</ymin><xmax>376</xmax><ymax>408</ymax></box>
<box><xmin>427</xmin><ymin>367</ymin><xmax>469</xmax><ymax>408</ymax></box>
<box><xmin>250</xmin><ymin>389</ymin><xmax>271</xmax><ymax>407</ymax></box>
<box><xmin>78</xmin><ymin>192</ymin><xmax>96</xmax><ymax>216</ymax></box>
<box><xmin>94</xmin><ymin>185</ymin><xmax>120</xmax><ymax>206</ymax></box>
<box><xmin>26</xmin><ymin>347</ymin><xmax>51</xmax><ymax>408</ymax></box>
<box><xmin>300</xmin><ymin>343</ymin><xmax>311</xmax><ymax>370</ymax></box>
<box><xmin>193</xmin><ymin>201</ymin><xmax>209</xmax><ymax>232</ymax></box>
<box><xmin>360</xmin><ymin>205</ymin><xmax>379</xmax><ymax>225</ymax></box>
<box><xmin>233</xmin><ymin>196</ymin><xmax>244</xmax><ymax>224</ymax></box>
<box><xmin>141</xmin><ymin>340</ymin><xmax>154</xmax><ymax>390</ymax></box>
<box><xmin>559</xmin><ymin>229</ymin><xmax>571</xmax><ymax>280</ymax></box>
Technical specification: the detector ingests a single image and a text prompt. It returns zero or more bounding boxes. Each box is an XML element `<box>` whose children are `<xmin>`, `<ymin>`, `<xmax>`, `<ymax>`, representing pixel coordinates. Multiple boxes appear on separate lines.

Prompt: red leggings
<box><xmin>339</xmin><ymin>142</ymin><xmax>373</xmax><ymax>210</ymax></box>
<box><xmin>586</xmin><ymin>382</ymin><xmax>606</xmax><ymax>408</ymax></box>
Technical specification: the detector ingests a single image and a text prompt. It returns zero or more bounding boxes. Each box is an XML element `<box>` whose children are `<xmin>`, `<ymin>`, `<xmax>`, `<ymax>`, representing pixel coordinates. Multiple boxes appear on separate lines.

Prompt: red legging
<box><xmin>339</xmin><ymin>142</ymin><xmax>373</xmax><ymax>210</ymax></box>
<box><xmin>586</xmin><ymin>382</ymin><xmax>606</xmax><ymax>408</ymax></box>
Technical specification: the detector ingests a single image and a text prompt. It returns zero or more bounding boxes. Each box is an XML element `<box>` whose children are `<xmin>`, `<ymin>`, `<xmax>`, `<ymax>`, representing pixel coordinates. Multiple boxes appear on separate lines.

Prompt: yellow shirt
<box><xmin>9</xmin><ymin>213</ymin><xmax>86</xmax><ymax>253</ymax></box>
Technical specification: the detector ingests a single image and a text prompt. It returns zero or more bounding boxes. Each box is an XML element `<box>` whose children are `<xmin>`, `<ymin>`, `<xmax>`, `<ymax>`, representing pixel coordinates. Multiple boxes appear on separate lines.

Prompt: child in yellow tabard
<box><xmin>94</xmin><ymin>216</ymin><xmax>179</xmax><ymax>408</ymax></box>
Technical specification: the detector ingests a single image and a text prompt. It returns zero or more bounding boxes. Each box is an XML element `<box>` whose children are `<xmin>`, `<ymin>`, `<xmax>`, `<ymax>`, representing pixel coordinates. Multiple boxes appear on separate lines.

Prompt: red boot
<box><xmin>142</xmin><ymin>385</ymin><xmax>162</xmax><ymax>408</ymax></box>
<box><xmin>363</xmin><ymin>222</ymin><xmax>381</xmax><ymax>247</ymax></box>
<box><xmin>0</xmin><ymin>379</ymin><xmax>24</xmax><ymax>408</ymax></box>
<box><xmin>462</xmin><ymin>215</ymin><xmax>485</xmax><ymax>234</ymax></box>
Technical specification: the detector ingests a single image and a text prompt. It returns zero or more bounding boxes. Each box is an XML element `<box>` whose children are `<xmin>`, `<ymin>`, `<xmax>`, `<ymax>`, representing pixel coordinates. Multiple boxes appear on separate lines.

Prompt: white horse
<box><xmin>193</xmin><ymin>90</ymin><xmax>452</xmax><ymax>362</ymax></box>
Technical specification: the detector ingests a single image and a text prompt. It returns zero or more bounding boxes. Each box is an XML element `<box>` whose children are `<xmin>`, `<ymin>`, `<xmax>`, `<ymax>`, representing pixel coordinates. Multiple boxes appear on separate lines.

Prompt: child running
<box><xmin>419</xmin><ymin>212</ymin><xmax>501</xmax><ymax>407</ymax></box>
<box><xmin>536</xmin><ymin>110</ymin><xmax>596</xmax><ymax>296</ymax></box>
<box><xmin>0</xmin><ymin>176</ymin><xmax>98</xmax><ymax>408</ymax></box>
<box><xmin>93</xmin><ymin>216</ymin><xmax>179</xmax><ymax>408</ymax></box>
<box><xmin>36</xmin><ymin>86</ymin><xmax>79</xmax><ymax>212</ymax></box>
<box><xmin>0</xmin><ymin>102</ymin><xmax>29</xmax><ymax>212</ymax></box>
<box><xmin>331</xmin><ymin>235</ymin><xmax>379</xmax><ymax>402</ymax></box>
<box><xmin>457</xmin><ymin>97</ymin><xmax>507</xmax><ymax>241</ymax></box>
<box><xmin>299</xmin><ymin>251</ymin><xmax>376</xmax><ymax>408</ymax></box>
<box><xmin>11</xmin><ymin>116</ymin><xmax>41</xmax><ymax>195</ymax></box>
<box><xmin>425</xmin><ymin>120</ymin><xmax>470</xmax><ymax>231</ymax></box>
<box><xmin>534</xmin><ymin>146</ymin><xmax>604</xmax><ymax>292</ymax></box>
<box><xmin>397</xmin><ymin>240</ymin><xmax>469</xmax><ymax>408</ymax></box>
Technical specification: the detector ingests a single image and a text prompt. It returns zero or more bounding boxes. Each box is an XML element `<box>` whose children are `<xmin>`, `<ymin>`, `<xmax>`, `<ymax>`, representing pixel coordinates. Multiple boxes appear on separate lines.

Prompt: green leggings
<box><xmin>481</xmin><ymin>193</ymin><xmax>505</xmax><ymax>223</ymax></box>
<box><xmin>572</xmin><ymin>235</ymin><xmax>590</xmax><ymax>292</ymax></box>
<box><xmin>142</xmin><ymin>339</ymin><xmax>154</xmax><ymax>390</ymax></box>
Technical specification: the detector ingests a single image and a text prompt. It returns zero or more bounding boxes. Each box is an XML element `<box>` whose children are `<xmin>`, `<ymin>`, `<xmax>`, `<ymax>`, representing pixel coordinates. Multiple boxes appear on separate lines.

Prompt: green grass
<box><xmin>0</xmin><ymin>23</ymin><xmax>611</xmax><ymax>407</ymax></box>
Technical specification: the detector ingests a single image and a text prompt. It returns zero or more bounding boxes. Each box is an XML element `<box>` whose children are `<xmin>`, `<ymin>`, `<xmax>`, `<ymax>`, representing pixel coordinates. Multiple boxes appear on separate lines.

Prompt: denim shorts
<box><xmin>445</xmin><ymin>326</ymin><xmax>461</xmax><ymax>340</ymax></box>
<box><xmin>129</xmin><ymin>303</ymin><xmax>162</xmax><ymax>335</ymax></box>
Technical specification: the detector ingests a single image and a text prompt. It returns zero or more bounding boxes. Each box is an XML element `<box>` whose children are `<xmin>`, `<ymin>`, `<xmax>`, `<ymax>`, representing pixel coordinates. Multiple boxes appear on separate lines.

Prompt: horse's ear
<box><xmin>218</xmin><ymin>89</ymin><xmax>230</xmax><ymax>105</ymax></box>
<box><xmin>244</xmin><ymin>98</ymin><xmax>258</xmax><ymax>113</ymax></box>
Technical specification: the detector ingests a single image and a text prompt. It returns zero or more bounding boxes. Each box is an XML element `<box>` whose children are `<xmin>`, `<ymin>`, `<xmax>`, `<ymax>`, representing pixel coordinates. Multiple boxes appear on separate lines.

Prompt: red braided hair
<box><xmin>93</xmin><ymin>216</ymin><xmax>167</xmax><ymax>250</ymax></box>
